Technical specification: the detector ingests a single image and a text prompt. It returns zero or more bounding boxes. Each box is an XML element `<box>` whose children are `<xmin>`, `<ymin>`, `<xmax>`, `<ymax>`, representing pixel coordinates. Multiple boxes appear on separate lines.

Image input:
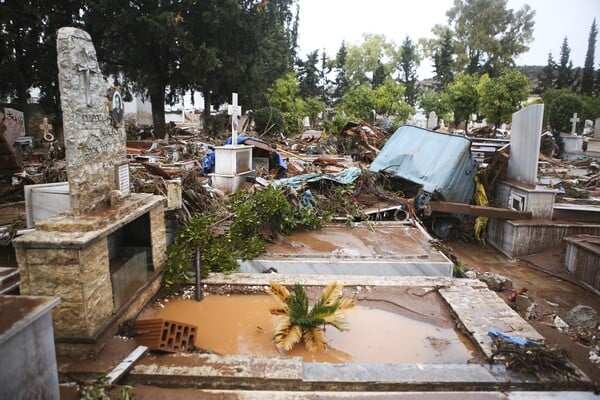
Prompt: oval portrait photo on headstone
<box><xmin>112</xmin><ymin>90</ymin><xmax>124</xmax><ymax>127</ymax></box>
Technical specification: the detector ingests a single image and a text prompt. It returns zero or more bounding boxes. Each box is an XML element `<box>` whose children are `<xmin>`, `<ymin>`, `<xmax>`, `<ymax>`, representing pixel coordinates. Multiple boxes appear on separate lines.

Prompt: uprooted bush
<box><xmin>162</xmin><ymin>186</ymin><xmax>327</xmax><ymax>293</ymax></box>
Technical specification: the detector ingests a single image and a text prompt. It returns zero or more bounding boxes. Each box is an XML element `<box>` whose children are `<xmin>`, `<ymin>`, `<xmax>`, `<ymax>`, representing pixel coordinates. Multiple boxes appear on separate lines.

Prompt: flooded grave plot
<box><xmin>138</xmin><ymin>290</ymin><xmax>476</xmax><ymax>364</ymax></box>
<box><xmin>238</xmin><ymin>221</ymin><xmax>454</xmax><ymax>277</ymax></box>
<box><xmin>126</xmin><ymin>275</ymin><xmax>592</xmax><ymax>392</ymax></box>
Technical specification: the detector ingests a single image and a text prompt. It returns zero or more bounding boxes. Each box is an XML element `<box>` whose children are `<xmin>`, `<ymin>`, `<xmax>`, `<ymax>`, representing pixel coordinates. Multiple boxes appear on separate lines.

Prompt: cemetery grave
<box><xmin>0</xmin><ymin>27</ymin><xmax>600</xmax><ymax>399</ymax></box>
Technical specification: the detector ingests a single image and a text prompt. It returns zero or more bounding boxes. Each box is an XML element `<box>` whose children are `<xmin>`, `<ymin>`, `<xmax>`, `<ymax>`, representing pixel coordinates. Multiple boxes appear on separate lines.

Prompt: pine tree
<box><xmin>540</xmin><ymin>52</ymin><xmax>557</xmax><ymax>91</ymax></box>
<box><xmin>581</xmin><ymin>18</ymin><xmax>597</xmax><ymax>95</ymax></box>
<box><xmin>398</xmin><ymin>36</ymin><xmax>419</xmax><ymax>107</ymax></box>
<box><xmin>556</xmin><ymin>37</ymin><xmax>577</xmax><ymax>90</ymax></box>
<box><xmin>372</xmin><ymin>59</ymin><xmax>386</xmax><ymax>89</ymax></box>
<box><xmin>297</xmin><ymin>50</ymin><xmax>321</xmax><ymax>98</ymax></box>
<box><xmin>433</xmin><ymin>28</ymin><xmax>455</xmax><ymax>90</ymax></box>
<box><xmin>332</xmin><ymin>42</ymin><xmax>349</xmax><ymax>104</ymax></box>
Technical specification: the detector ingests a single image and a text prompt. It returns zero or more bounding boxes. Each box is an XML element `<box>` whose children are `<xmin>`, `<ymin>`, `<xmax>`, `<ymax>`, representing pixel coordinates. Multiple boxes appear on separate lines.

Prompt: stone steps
<box><xmin>0</xmin><ymin>267</ymin><xmax>19</xmax><ymax>294</ymax></box>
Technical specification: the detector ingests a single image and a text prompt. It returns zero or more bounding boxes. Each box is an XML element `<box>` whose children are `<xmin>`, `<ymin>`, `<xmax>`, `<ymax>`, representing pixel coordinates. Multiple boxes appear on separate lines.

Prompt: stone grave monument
<box><xmin>1</xmin><ymin>107</ymin><xmax>26</xmax><ymax>147</ymax></box>
<box><xmin>561</xmin><ymin>112</ymin><xmax>584</xmax><ymax>160</ymax></box>
<box><xmin>487</xmin><ymin>104</ymin><xmax>557</xmax><ymax>256</ymax></box>
<box><xmin>13</xmin><ymin>27</ymin><xmax>167</xmax><ymax>358</ymax></box>
<box><xmin>427</xmin><ymin>111</ymin><xmax>438</xmax><ymax>130</ymax></box>
<box><xmin>209</xmin><ymin>92</ymin><xmax>254</xmax><ymax>193</ymax></box>
<box><xmin>586</xmin><ymin>117</ymin><xmax>600</xmax><ymax>158</ymax></box>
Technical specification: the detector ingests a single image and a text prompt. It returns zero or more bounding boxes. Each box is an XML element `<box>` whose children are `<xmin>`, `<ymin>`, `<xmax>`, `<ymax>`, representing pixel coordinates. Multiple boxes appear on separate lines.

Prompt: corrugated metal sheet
<box><xmin>369</xmin><ymin>125</ymin><xmax>477</xmax><ymax>204</ymax></box>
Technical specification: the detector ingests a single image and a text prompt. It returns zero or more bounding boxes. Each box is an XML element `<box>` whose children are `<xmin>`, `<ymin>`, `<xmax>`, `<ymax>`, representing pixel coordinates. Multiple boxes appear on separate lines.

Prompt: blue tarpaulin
<box><xmin>488</xmin><ymin>329</ymin><xmax>541</xmax><ymax>347</ymax></box>
<box><xmin>272</xmin><ymin>166</ymin><xmax>362</xmax><ymax>189</ymax></box>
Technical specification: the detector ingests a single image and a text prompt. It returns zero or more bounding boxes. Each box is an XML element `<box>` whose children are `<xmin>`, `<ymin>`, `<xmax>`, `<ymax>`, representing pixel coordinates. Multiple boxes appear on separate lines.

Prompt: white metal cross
<box><xmin>227</xmin><ymin>93</ymin><xmax>242</xmax><ymax>145</ymax></box>
<box><xmin>570</xmin><ymin>113</ymin><xmax>580</xmax><ymax>135</ymax></box>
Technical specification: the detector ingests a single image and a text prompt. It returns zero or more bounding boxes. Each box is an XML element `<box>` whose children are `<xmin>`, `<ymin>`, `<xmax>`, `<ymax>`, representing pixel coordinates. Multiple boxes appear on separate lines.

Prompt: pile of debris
<box><xmin>2</xmin><ymin>119</ymin><xmax>600</xmax><ymax>240</ymax></box>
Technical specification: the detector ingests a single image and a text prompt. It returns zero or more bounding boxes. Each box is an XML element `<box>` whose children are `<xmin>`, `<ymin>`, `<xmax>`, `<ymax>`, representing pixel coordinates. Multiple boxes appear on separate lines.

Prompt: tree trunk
<box><xmin>202</xmin><ymin>90</ymin><xmax>212</xmax><ymax>133</ymax></box>
<box><xmin>150</xmin><ymin>87</ymin><xmax>166</xmax><ymax>139</ymax></box>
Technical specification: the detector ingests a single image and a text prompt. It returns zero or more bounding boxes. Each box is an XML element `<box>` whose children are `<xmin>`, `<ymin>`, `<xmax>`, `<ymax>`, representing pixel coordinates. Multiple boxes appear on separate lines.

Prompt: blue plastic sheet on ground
<box><xmin>301</xmin><ymin>189</ymin><xmax>315</xmax><ymax>207</ymax></box>
<box><xmin>488</xmin><ymin>329</ymin><xmax>541</xmax><ymax>347</ymax></box>
<box><xmin>202</xmin><ymin>136</ymin><xmax>287</xmax><ymax>175</ymax></box>
<box><xmin>272</xmin><ymin>166</ymin><xmax>362</xmax><ymax>189</ymax></box>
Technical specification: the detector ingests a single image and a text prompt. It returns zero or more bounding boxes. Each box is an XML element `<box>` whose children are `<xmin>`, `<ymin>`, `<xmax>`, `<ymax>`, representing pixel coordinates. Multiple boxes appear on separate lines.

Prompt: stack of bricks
<box><xmin>134</xmin><ymin>319</ymin><xmax>197</xmax><ymax>352</ymax></box>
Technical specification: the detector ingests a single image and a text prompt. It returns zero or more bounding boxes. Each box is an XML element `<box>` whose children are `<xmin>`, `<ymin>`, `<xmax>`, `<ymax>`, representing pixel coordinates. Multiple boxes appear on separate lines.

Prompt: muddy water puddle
<box><xmin>144</xmin><ymin>294</ymin><xmax>476</xmax><ymax>363</ymax></box>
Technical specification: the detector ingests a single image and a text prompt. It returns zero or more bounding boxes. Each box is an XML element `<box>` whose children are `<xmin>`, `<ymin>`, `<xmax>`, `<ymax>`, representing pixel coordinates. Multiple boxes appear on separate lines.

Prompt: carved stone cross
<box><xmin>77</xmin><ymin>48</ymin><xmax>97</xmax><ymax>107</ymax></box>
<box><xmin>39</xmin><ymin>117</ymin><xmax>54</xmax><ymax>142</ymax></box>
<box><xmin>570</xmin><ymin>113</ymin><xmax>580</xmax><ymax>135</ymax></box>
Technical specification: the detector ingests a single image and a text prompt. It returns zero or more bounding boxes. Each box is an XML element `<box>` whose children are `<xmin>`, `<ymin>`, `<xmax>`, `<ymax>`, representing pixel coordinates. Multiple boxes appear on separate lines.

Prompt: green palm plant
<box><xmin>266</xmin><ymin>281</ymin><xmax>356</xmax><ymax>352</ymax></box>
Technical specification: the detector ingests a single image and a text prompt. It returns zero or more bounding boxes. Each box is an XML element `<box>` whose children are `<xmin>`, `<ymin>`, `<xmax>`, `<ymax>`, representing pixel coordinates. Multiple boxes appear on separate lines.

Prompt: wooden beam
<box><xmin>428</xmin><ymin>201</ymin><xmax>532</xmax><ymax>220</ymax></box>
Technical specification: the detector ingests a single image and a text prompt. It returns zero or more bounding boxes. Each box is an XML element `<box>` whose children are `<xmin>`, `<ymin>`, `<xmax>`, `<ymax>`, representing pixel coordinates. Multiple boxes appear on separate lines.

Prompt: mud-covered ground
<box><xmin>448</xmin><ymin>241</ymin><xmax>600</xmax><ymax>388</ymax></box>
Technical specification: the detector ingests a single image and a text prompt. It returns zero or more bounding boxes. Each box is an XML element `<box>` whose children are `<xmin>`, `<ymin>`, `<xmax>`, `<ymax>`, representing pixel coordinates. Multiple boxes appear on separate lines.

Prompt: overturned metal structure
<box><xmin>370</xmin><ymin>125</ymin><xmax>477</xmax><ymax>208</ymax></box>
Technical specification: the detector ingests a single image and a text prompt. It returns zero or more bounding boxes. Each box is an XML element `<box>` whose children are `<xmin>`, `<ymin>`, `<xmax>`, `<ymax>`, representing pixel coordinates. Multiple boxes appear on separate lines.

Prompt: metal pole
<box><xmin>195</xmin><ymin>247</ymin><xmax>202</xmax><ymax>301</ymax></box>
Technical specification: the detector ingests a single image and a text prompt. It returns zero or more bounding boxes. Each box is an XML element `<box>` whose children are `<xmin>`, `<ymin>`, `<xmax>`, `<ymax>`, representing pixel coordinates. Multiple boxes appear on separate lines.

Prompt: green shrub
<box><xmin>254</xmin><ymin>107</ymin><xmax>285</xmax><ymax>137</ymax></box>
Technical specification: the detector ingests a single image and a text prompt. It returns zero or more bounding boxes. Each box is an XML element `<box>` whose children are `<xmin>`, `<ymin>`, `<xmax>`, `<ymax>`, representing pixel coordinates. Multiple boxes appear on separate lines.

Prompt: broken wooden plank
<box><xmin>274</xmin><ymin>145</ymin><xmax>310</xmax><ymax>162</ymax></box>
<box><xmin>428</xmin><ymin>201</ymin><xmax>532</xmax><ymax>220</ymax></box>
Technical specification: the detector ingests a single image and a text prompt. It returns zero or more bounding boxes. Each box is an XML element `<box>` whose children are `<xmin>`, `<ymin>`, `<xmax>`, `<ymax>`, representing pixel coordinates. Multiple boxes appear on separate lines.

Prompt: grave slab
<box><xmin>563</xmin><ymin>234</ymin><xmax>600</xmax><ymax>292</ymax></box>
<box><xmin>238</xmin><ymin>221</ymin><xmax>453</xmax><ymax>277</ymax></box>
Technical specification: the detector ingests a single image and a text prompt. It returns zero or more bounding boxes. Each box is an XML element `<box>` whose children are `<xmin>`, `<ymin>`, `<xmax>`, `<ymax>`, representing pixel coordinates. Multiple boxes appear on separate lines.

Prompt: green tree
<box><xmin>339</xmin><ymin>85</ymin><xmax>377</xmax><ymax>121</ymax></box>
<box><xmin>581</xmin><ymin>94</ymin><xmax>600</xmax><ymax>123</ymax></box>
<box><xmin>419</xmin><ymin>88</ymin><xmax>452</xmax><ymax>121</ymax></box>
<box><xmin>581</xmin><ymin>18</ymin><xmax>597</xmax><ymax>95</ymax></box>
<box><xmin>297</xmin><ymin>50</ymin><xmax>321</xmax><ymax>98</ymax></box>
<box><xmin>345</xmin><ymin>34</ymin><xmax>396</xmax><ymax>87</ymax></box>
<box><xmin>0</xmin><ymin>0</ymin><xmax>44</xmax><ymax>113</ymax></box>
<box><xmin>541</xmin><ymin>88</ymin><xmax>573</xmax><ymax>128</ymax></box>
<box><xmin>441</xmin><ymin>0</ymin><xmax>535</xmax><ymax>76</ymax></box>
<box><xmin>242</xmin><ymin>0</ymin><xmax>297</xmax><ymax>109</ymax></box>
<box><xmin>374</xmin><ymin>78</ymin><xmax>414</xmax><ymax>120</ymax></box>
<box><xmin>372</xmin><ymin>59</ymin><xmax>387</xmax><ymax>89</ymax></box>
<box><xmin>319</xmin><ymin>50</ymin><xmax>332</xmax><ymax>104</ymax></box>
<box><xmin>183</xmin><ymin>0</ymin><xmax>296</xmax><ymax>122</ymax></box>
<box><xmin>332</xmin><ymin>42</ymin><xmax>350</xmax><ymax>104</ymax></box>
<box><xmin>397</xmin><ymin>36</ymin><xmax>420</xmax><ymax>106</ymax></box>
<box><xmin>266</xmin><ymin>72</ymin><xmax>306</xmax><ymax>134</ymax></box>
<box><xmin>432</xmin><ymin>27</ymin><xmax>455</xmax><ymax>89</ymax></box>
<box><xmin>478</xmin><ymin>69</ymin><xmax>529</xmax><ymax>127</ymax></box>
<box><xmin>556</xmin><ymin>37</ymin><xmax>577</xmax><ymax>90</ymax></box>
<box><xmin>547</xmin><ymin>92</ymin><xmax>584</xmax><ymax>133</ymax></box>
<box><xmin>339</xmin><ymin>79</ymin><xmax>412</xmax><ymax>122</ymax></box>
<box><xmin>539</xmin><ymin>52</ymin><xmax>557</xmax><ymax>92</ymax></box>
<box><xmin>445</xmin><ymin>73</ymin><xmax>479</xmax><ymax>126</ymax></box>
<box><xmin>0</xmin><ymin>1</ymin><xmax>84</xmax><ymax>118</ymax></box>
<box><xmin>85</xmin><ymin>0</ymin><xmax>192</xmax><ymax>138</ymax></box>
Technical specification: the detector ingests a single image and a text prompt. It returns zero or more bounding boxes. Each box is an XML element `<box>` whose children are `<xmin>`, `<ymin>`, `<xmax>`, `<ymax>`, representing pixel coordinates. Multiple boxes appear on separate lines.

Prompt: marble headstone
<box><xmin>2</xmin><ymin>108</ymin><xmax>25</xmax><ymax>146</ymax></box>
<box><xmin>595</xmin><ymin>117</ymin><xmax>600</xmax><ymax>139</ymax></box>
<box><xmin>57</xmin><ymin>27</ymin><xmax>126</xmax><ymax>213</ymax></box>
<box><xmin>506</xmin><ymin>104</ymin><xmax>544</xmax><ymax>186</ymax></box>
<box><xmin>427</xmin><ymin>111</ymin><xmax>437</xmax><ymax>129</ymax></box>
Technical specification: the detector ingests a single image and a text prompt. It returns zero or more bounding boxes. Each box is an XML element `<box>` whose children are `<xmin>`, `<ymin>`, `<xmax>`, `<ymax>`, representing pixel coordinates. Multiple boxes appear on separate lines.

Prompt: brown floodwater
<box><xmin>144</xmin><ymin>294</ymin><xmax>476</xmax><ymax>363</ymax></box>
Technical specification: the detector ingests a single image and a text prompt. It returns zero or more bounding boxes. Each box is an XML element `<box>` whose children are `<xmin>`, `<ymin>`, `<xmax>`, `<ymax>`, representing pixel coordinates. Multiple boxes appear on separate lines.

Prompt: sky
<box><xmin>296</xmin><ymin>0</ymin><xmax>600</xmax><ymax>78</ymax></box>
